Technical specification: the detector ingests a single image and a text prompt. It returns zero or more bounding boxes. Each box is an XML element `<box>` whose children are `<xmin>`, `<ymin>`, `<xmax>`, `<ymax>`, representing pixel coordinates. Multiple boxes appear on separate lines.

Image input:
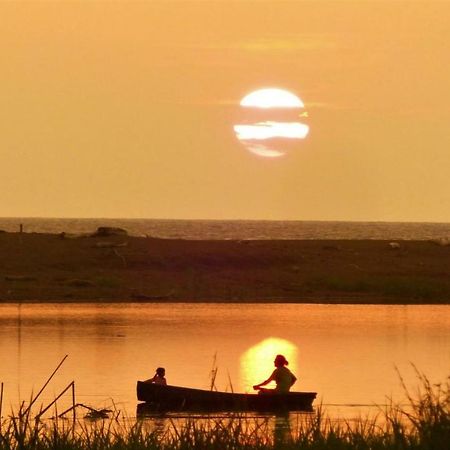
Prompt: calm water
<box><xmin>0</xmin><ymin>217</ymin><xmax>449</xmax><ymax>240</ymax></box>
<box><xmin>0</xmin><ymin>303</ymin><xmax>449</xmax><ymax>418</ymax></box>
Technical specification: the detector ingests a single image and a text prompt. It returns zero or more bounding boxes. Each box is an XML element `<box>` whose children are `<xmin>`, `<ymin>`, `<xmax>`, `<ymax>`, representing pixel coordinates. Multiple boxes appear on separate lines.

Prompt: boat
<box><xmin>136</xmin><ymin>381</ymin><xmax>317</xmax><ymax>412</ymax></box>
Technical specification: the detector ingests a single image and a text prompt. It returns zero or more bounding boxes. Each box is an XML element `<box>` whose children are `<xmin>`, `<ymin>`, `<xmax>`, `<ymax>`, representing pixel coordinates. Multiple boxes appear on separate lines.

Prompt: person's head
<box><xmin>274</xmin><ymin>354</ymin><xmax>288</xmax><ymax>367</ymax></box>
<box><xmin>155</xmin><ymin>367</ymin><xmax>165</xmax><ymax>377</ymax></box>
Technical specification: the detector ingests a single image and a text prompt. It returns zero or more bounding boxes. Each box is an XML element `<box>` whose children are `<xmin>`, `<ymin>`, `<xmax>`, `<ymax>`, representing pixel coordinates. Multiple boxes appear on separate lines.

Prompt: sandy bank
<box><xmin>0</xmin><ymin>232</ymin><xmax>449</xmax><ymax>303</ymax></box>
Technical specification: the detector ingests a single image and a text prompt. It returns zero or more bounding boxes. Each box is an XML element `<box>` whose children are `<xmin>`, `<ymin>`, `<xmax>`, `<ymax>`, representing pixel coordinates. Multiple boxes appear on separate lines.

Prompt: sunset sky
<box><xmin>1</xmin><ymin>0</ymin><xmax>449</xmax><ymax>222</ymax></box>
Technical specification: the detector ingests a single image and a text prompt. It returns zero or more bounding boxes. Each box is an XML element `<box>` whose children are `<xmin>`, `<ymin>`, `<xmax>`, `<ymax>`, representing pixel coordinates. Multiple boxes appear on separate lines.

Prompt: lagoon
<box><xmin>0</xmin><ymin>303</ymin><xmax>449</xmax><ymax>417</ymax></box>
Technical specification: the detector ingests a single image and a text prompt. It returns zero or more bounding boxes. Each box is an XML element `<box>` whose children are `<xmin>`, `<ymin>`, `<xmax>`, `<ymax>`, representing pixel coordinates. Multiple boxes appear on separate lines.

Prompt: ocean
<box><xmin>0</xmin><ymin>217</ymin><xmax>448</xmax><ymax>240</ymax></box>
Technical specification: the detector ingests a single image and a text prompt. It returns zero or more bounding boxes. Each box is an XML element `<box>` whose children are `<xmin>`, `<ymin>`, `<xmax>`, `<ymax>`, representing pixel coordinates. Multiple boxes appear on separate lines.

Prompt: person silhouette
<box><xmin>146</xmin><ymin>367</ymin><xmax>167</xmax><ymax>385</ymax></box>
<box><xmin>253</xmin><ymin>354</ymin><xmax>297</xmax><ymax>393</ymax></box>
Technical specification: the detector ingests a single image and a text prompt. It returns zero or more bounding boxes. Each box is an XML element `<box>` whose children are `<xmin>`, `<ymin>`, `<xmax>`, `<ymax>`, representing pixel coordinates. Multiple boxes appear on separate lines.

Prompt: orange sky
<box><xmin>1</xmin><ymin>1</ymin><xmax>449</xmax><ymax>221</ymax></box>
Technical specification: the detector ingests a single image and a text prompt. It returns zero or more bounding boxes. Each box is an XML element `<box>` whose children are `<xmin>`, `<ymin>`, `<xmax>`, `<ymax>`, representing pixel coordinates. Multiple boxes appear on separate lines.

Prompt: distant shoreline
<box><xmin>1</xmin><ymin>217</ymin><xmax>449</xmax><ymax>241</ymax></box>
<box><xmin>0</xmin><ymin>231</ymin><xmax>449</xmax><ymax>304</ymax></box>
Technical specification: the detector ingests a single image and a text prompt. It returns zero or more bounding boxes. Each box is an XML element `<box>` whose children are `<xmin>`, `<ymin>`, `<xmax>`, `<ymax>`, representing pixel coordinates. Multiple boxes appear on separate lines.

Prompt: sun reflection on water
<box><xmin>240</xmin><ymin>337</ymin><xmax>298</xmax><ymax>392</ymax></box>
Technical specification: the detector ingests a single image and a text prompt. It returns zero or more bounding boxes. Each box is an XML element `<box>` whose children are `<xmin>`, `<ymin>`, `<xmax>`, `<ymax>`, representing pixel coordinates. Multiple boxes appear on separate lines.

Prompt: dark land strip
<box><xmin>0</xmin><ymin>231</ymin><xmax>449</xmax><ymax>303</ymax></box>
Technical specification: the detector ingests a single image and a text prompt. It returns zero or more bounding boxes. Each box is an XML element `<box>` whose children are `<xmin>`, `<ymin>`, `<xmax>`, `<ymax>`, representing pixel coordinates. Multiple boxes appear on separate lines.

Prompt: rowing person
<box><xmin>253</xmin><ymin>354</ymin><xmax>297</xmax><ymax>393</ymax></box>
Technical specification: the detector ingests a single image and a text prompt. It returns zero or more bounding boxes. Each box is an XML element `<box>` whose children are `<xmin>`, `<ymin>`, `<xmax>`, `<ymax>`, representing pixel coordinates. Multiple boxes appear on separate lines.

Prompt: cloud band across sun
<box><xmin>234</xmin><ymin>122</ymin><xmax>309</xmax><ymax>140</ymax></box>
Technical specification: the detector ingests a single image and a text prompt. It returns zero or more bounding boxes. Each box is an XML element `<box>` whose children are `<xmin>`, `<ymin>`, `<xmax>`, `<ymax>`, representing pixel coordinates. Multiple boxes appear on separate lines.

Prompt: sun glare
<box><xmin>240</xmin><ymin>337</ymin><xmax>298</xmax><ymax>392</ymax></box>
<box><xmin>240</xmin><ymin>88</ymin><xmax>304</xmax><ymax>108</ymax></box>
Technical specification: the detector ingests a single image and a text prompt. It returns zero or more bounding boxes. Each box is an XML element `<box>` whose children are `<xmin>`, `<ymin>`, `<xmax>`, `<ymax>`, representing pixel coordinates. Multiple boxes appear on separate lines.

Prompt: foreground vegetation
<box><xmin>1</xmin><ymin>374</ymin><xmax>448</xmax><ymax>450</ymax></box>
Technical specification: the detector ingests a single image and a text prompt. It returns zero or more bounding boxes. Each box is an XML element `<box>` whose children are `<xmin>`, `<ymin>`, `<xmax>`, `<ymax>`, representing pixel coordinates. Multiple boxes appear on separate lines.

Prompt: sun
<box><xmin>233</xmin><ymin>87</ymin><xmax>309</xmax><ymax>158</ymax></box>
<box><xmin>240</xmin><ymin>88</ymin><xmax>304</xmax><ymax>109</ymax></box>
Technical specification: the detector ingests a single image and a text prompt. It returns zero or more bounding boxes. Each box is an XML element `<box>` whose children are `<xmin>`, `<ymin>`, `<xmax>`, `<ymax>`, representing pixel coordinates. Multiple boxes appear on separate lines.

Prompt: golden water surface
<box><xmin>0</xmin><ymin>303</ymin><xmax>449</xmax><ymax>417</ymax></box>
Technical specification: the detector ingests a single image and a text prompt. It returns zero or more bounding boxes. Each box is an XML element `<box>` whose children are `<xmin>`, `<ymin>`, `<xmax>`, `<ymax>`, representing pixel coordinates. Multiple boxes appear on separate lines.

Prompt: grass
<box><xmin>0</xmin><ymin>373</ymin><xmax>448</xmax><ymax>450</ymax></box>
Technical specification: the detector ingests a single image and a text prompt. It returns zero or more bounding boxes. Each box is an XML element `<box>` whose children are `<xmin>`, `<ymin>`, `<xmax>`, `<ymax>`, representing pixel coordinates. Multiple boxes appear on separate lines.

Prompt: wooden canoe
<box><xmin>137</xmin><ymin>381</ymin><xmax>316</xmax><ymax>412</ymax></box>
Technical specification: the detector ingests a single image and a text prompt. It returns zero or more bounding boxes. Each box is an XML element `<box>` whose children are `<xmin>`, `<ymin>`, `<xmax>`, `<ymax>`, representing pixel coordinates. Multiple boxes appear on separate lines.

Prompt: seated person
<box><xmin>145</xmin><ymin>367</ymin><xmax>167</xmax><ymax>385</ymax></box>
<box><xmin>253</xmin><ymin>354</ymin><xmax>297</xmax><ymax>393</ymax></box>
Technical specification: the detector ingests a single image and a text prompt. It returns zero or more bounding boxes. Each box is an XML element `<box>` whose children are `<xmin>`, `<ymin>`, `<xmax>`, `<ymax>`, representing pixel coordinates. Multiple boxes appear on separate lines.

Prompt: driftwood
<box><xmin>93</xmin><ymin>241</ymin><xmax>128</xmax><ymax>248</ymax></box>
<box><xmin>65</xmin><ymin>279</ymin><xmax>96</xmax><ymax>287</ymax></box>
<box><xmin>430</xmin><ymin>237</ymin><xmax>450</xmax><ymax>246</ymax></box>
<box><xmin>91</xmin><ymin>227</ymin><xmax>127</xmax><ymax>237</ymax></box>
<box><xmin>131</xmin><ymin>291</ymin><xmax>174</xmax><ymax>300</ymax></box>
<box><xmin>58</xmin><ymin>403</ymin><xmax>112</xmax><ymax>419</ymax></box>
<box><xmin>60</xmin><ymin>227</ymin><xmax>128</xmax><ymax>240</ymax></box>
<box><xmin>59</xmin><ymin>232</ymin><xmax>92</xmax><ymax>239</ymax></box>
<box><xmin>5</xmin><ymin>275</ymin><xmax>37</xmax><ymax>282</ymax></box>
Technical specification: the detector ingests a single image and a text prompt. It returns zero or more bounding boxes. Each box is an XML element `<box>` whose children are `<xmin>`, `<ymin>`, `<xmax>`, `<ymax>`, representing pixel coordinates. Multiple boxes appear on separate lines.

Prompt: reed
<box><xmin>0</xmin><ymin>373</ymin><xmax>448</xmax><ymax>450</ymax></box>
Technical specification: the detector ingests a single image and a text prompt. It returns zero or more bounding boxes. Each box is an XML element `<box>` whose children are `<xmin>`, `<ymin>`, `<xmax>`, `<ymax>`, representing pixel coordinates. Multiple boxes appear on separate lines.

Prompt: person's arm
<box><xmin>253</xmin><ymin>371</ymin><xmax>276</xmax><ymax>390</ymax></box>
